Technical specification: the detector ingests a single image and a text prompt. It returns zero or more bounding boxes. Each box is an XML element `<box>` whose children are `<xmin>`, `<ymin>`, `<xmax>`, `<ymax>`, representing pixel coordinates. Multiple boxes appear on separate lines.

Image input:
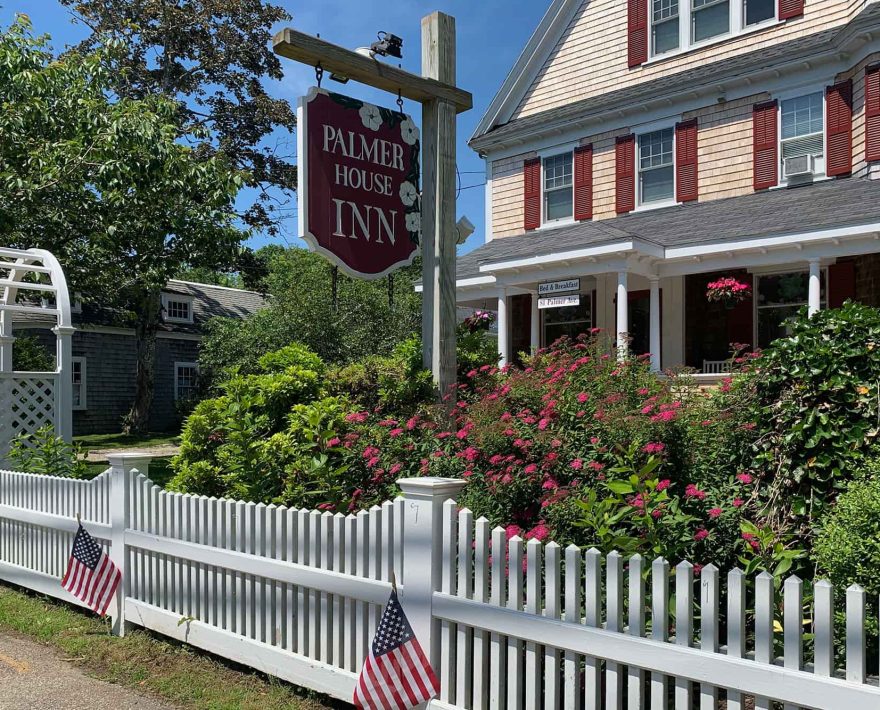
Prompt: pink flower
<box><xmin>463</xmin><ymin>447</ymin><xmax>480</xmax><ymax>462</ymax></box>
<box><xmin>456</xmin><ymin>429</ymin><xmax>469</xmax><ymax>440</ymax></box>
<box><xmin>643</xmin><ymin>442</ymin><xmax>666</xmax><ymax>455</ymax></box>
<box><xmin>736</xmin><ymin>472</ymin><xmax>753</xmax><ymax>484</ymax></box>
<box><xmin>327</xmin><ymin>437</ymin><xmax>341</xmax><ymax>447</ymax></box>
<box><xmin>570</xmin><ymin>459</ymin><xmax>583</xmax><ymax>470</ymax></box>
<box><xmin>406</xmin><ymin>416</ymin><xmax>419</xmax><ymax>430</ymax></box>
<box><xmin>694</xmin><ymin>528</ymin><xmax>710</xmax><ymax>541</ymax></box>
<box><xmin>708</xmin><ymin>507</ymin><xmax>723</xmax><ymax>519</ymax></box>
<box><xmin>577</xmin><ymin>392</ymin><xmax>589</xmax><ymax>403</ymax></box>
<box><xmin>389</xmin><ymin>428</ymin><xmax>404</xmax><ymax>437</ymax></box>
<box><xmin>732</xmin><ymin>498</ymin><xmax>744</xmax><ymax>508</ymax></box>
<box><xmin>505</xmin><ymin>524</ymin><xmax>522</xmax><ymax>540</ymax></box>
<box><xmin>542</xmin><ymin>478</ymin><xmax>559</xmax><ymax>490</ymax></box>
<box><xmin>587</xmin><ymin>461</ymin><xmax>604</xmax><ymax>472</ymax></box>
<box><xmin>637</xmin><ymin>388</ymin><xmax>650</xmax><ymax>396</ymax></box>
<box><xmin>367</xmin><ymin>456</ymin><xmax>380</xmax><ymax>468</ymax></box>
<box><xmin>537</xmin><ymin>418</ymin><xmax>550</xmax><ymax>431</ymax></box>
<box><xmin>390</xmin><ymin>463</ymin><xmax>403</xmax><ymax>475</ymax></box>
<box><xmin>685</xmin><ymin>484</ymin><xmax>706</xmax><ymax>500</ymax></box>
<box><xmin>524</xmin><ymin>463</ymin><xmax>538</xmax><ymax>475</ymax></box>
<box><xmin>526</xmin><ymin>524</ymin><xmax>551</xmax><ymax>542</ymax></box>
<box><xmin>378</xmin><ymin>419</ymin><xmax>398</xmax><ymax>427</ymax></box>
<box><xmin>652</xmin><ymin>509</ymin><xmax>663</xmax><ymax>519</ymax></box>
<box><xmin>345</xmin><ymin>411</ymin><xmax>369</xmax><ymax>423</ymax></box>
<box><xmin>656</xmin><ymin>479</ymin><xmax>671</xmax><ymax>491</ymax></box>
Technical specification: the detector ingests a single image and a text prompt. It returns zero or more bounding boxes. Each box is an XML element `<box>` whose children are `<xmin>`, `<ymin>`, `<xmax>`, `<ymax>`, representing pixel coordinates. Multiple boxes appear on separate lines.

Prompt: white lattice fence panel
<box><xmin>0</xmin><ymin>375</ymin><xmax>58</xmax><ymax>455</ymax></box>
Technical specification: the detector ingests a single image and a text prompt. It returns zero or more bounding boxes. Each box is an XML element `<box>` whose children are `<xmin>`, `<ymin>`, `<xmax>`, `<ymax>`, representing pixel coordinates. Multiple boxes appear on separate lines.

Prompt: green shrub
<box><xmin>8</xmin><ymin>425</ymin><xmax>89</xmax><ymax>479</ymax></box>
<box><xmin>11</xmin><ymin>334</ymin><xmax>54</xmax><ymax>372</ymax></box>
<box><xmin>814</xmin><ymin>475</ymin><xmax>880</xmax><ymax>598</ymax></box>
<box><xmin>257</xmin><ymin>343</ymin><xmax>325</xmax><ymax>375</ymax></box>
<box><xmin>745</xmin><ymin>302</ymin><xmax>880</xmax><ymax>523</ymax></box>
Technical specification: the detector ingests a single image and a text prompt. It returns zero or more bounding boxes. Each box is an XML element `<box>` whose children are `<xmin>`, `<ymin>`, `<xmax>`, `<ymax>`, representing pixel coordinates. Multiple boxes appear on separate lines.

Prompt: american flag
<box><xmin>61</xmin><ymin>523</ymin><xmax>121</xmax><ymax>617</ymax></box>
<box><xmin>353</xmin><ymin>588</ymin><xmax>439</xmax><ymax>709</ymax></box>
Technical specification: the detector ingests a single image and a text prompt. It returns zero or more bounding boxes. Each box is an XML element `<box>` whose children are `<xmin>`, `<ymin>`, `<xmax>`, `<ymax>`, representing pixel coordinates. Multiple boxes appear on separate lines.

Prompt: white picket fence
<box><xmin>1</xmin><ymin>454</ymin><xmax>879</xmax><ymax>709</ymax></box>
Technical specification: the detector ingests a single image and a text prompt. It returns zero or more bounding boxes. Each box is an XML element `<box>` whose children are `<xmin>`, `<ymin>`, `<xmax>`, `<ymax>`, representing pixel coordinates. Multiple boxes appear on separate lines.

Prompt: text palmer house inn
<box><xmin>456</xmin><ymin>0</ymin><xmax>880</xmax><ymax>376</ymax></box>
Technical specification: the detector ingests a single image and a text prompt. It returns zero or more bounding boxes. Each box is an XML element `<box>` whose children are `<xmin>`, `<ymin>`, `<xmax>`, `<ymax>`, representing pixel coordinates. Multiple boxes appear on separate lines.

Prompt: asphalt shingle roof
<box><xmin>457</xmin><ymin>176</ymin><xmax>880</xmax><ymax>278</ymax></box>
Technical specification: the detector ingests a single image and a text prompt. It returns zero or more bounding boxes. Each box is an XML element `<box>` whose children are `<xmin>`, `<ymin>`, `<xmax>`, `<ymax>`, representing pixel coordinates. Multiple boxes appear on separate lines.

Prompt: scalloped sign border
<box><xmin>297</xmin><ymin>87</ymin><xmax>421</xmax><ymax>280</ymax></box>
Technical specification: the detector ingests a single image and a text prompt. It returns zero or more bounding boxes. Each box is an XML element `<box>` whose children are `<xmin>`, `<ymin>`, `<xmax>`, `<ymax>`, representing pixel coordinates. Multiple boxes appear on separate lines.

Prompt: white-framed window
<box><xmin>72</xmin><ymin>356</ymin><xmax>86</xmax><ymax>411</ymax></box>
<box><xmin>650</xmin><ymin>0</ymin><xmax>777</xmax><ymax>58</ymax></box>
<box><xmin>542</xmin><ymin>293</ymin><xmax>592</xmax><ymax>346</ymax></box>
<box><xmin>162</xmin><ymin>294</ymin><xmax>194</xmax><ymax>324</ymax></box>
<box><xmin>754</xmin><ymin>270</ymin><xmax>826</xmax><ymax>348</ymax></box>
<box><xmin>174</xmin><ymin>362</ymin><xmax>199</xmax><ymax>402</ymax></box>
<box><xmin>638</xmin><ymin>127</ymin><xmax>676</xmax><ymax>205</ymax></box>
<box><xmin>779</xmin><ymin>91</ymin><xmax>826</xmax><ymax>180</ymax></box>
<box><xmin>542</xmin><ymin>152</ymin><xmax>574</xmax><ymax>223</ymax></box>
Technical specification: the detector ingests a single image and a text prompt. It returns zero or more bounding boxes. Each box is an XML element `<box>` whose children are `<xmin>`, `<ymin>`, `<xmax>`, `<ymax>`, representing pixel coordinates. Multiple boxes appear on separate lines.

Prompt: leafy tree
<box><xmin>0</xmin><ymin>18</ymin><xmax>247</xmax><ymax>431</ymax></box>
<box><xmin>61</xmin><ymin>0</ymin><xmax>296</xmax><ymax>235</ymax></box>
<box><xmin>198</xmin><ymin>247</ymin><xmax>423</xmax><ymax>388</ymax></box>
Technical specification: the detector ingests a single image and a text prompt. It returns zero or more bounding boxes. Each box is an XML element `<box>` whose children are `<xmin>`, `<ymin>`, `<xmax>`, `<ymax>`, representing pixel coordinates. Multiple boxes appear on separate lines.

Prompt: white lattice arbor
<box><xmin>0</xmin><ymin>247</ymin><xmax>74</xmax><ymax>457</ymax></box>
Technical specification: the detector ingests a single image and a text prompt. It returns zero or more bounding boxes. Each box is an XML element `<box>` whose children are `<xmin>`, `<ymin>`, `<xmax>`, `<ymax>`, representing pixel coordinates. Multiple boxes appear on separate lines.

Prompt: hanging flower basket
<box><xmin>462</xmin><ymin>310</ymin><xmax>495</xmax><ymax>334</ymax></box>
<box><xmin>706</xmin><ymin>277</ymin><xmax>751</xmax><ymax>308</ymax></box>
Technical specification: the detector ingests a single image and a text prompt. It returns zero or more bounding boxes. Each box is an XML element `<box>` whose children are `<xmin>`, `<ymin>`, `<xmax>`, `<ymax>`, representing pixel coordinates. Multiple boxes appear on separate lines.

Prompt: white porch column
<box><xmin>616</xmin><ymin>271</ymin><xmax>628</xmax><ymax>360</ymax></box>
<box><xmin>649</xmin><ymin>276</ymin><xmax>661</xmax><ymax>372</ymax></box>
<box><xmin>808</xmin><ymin>259</ymin><xmax>821</xmax><ymax>316</ymax></box>
<box><xmin>53</xmin><ymin>325</ymin><xmax>75</xmax><ymax>442</ymax></box>
<box><xmin>497</xmin><ymin>289</ymin><xmax>510</xmax><ymax>367</ymax></box>
<box><xmin>530</xmin><ymin>293</ymin><xmax>540</xmax><ymax>353</ymax></box>
<box><xmin>0</xmin><ymin>312</ymin><xmax>13</xmax><ymax>373</ymax></box>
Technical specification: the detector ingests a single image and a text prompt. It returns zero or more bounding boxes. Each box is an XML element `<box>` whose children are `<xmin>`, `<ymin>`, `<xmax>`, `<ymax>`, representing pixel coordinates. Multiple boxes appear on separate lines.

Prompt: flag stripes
<box><xmin>61</xmin><ymin>524</ymin><xmax>121</xmax><ymax>617</ymax></box>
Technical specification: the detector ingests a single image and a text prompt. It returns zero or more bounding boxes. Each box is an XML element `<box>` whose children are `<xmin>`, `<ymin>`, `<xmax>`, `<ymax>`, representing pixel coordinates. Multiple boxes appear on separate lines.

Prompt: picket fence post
<box><xmin>397</xmin><ymin>477</ymin><xmax>466</xmax><ymax>676</ymax></box>
<box><xmin>107</xmin><ymin>452</ymin><xmax>152</xmax><ymax>637</ymax></box>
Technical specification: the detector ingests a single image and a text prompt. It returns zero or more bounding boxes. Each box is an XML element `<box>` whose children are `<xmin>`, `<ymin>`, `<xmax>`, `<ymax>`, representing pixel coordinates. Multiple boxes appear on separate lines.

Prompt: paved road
<box><xmin>0</xmin><ymin>632</ymin><xmax>174</xmax><ymax>710</ymax></box>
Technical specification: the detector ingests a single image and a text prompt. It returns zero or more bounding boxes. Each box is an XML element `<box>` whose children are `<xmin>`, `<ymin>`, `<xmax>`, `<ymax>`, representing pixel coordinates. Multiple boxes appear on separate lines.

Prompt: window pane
<box><xmin>653</xmin><ymin>18</ymin><xmax>680</xmax><ymax>54</ymax></box>
<box><xmin>543</xmin><ymin>153</ymin><xmax>572</xmax><ymax>190</ymax></box>
<box><xmin>545</xmin><ymin>188</ymin><xmax>573</xmax><ymax>221</ymax></box>
<box><xmin>639</xmin><ymin>128</ymin><xmax>674</xmax><ymax>170</ymax></box>
<box><xmin>781</xmin><ymin>93</ymin><xmax>823</xmax><ymax>139</ymax></box>
<box><xmin>757</xmin><ymin>271</ymin><xmax>825</xmax><ymax>306</ymax></box>
<box><xmin>693</xmin><ymin>0</ymin><xmax>730</xmax><ymax>42</ymax></box>
<box><xmin>640</xmin><ymin>165</ymin><xmax>675</xmax><ymax>203</ymax></box>
<box><xmin>744</xmin><ymin>0</ymin><xmax>774</xmax><ymax>25</ymax></box>
<box><xmin>543</xmin><ymin>296</ymin><xmax>591</xmax><ymax>325</ymax></box>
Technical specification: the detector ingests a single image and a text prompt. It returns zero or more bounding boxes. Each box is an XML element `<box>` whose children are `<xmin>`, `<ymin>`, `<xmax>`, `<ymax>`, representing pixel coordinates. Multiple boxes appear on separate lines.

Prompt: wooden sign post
<box><xmin>273</xmin><ymin>13</ymin><xmax>471</xmax><ymax>401</ymax></box>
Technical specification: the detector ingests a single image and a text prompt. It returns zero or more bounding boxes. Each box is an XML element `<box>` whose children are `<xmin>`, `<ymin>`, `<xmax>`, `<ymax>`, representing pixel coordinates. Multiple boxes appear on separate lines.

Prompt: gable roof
<box><xmin>469</xmin><ymin>0</ymin><xmax>581</xmax><ymax>146</ymax></box>
<box><xmin>455</xmin><ymin>176</ymin><xmax>880</xmax><ymax>278</ymax></box>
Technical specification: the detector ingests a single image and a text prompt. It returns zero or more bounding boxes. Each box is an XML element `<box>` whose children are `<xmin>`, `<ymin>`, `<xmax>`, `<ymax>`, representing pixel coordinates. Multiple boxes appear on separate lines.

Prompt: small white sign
<box><xmin>538</xmin><ymin>279</ymin><xmax>580</xmax><ymax>296</ymax></box>
<box><xmin>538</xmin><ymin>295</ymin><xmax>581</xmax><ymax>310</ymax></box>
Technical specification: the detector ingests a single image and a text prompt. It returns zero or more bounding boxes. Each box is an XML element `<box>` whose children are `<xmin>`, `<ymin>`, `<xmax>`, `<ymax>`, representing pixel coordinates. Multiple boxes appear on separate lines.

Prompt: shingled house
<box><xmin>460</xmin><ymin>0</ymin><xmax>880</xmax><ymax>376</ymax></box>
<box><xmin>13</xmin><ymin>280</ymin><xmax>264</xmax><ymax>435</ymax></box>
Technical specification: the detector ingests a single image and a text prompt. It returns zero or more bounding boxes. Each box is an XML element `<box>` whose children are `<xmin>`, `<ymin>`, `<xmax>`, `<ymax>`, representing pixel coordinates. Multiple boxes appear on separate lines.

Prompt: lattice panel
<box><xmin>1</xmin><ymin>376</ymin><xmax>58</xmax><ymax>455</ymax></box>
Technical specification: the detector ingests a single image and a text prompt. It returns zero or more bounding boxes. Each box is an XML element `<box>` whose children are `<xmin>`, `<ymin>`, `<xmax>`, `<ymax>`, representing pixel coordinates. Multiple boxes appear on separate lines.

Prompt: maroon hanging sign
<box><xmin>297</xmin><ymin>88</ymin><xmax>421</xmax><ymax>279</ymax></box>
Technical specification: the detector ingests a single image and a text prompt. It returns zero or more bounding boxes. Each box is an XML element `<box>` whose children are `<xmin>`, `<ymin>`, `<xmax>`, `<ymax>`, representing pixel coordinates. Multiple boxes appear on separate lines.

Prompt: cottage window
<box><xmin>72</xmin><ymin>357</ymin><xmax>86</xmax><ymax>411</ymax></box>
<box><xmin>638</xmin><ymin>128</ymin><xmax>675</xmax><ymax>204</ymax></box>
<box><xmin>780</xmin><ymin>91</ymin><xmax>825</xmax><ymax>177</ymax></box>
<box><xmin>744</xmin><ymin>0</ymin><xmax>775</xmax><ymax>25</ymax></box>
<box><xmin>543</xmin><ymin>153</ymin><xmax>574</xmax><ymax>222</ymax></box>
<box><xmin>652</xmin><ymin>0</ymin><xmax>680</xmax><ymax>55</ymax></box>
<box><xmin>756</xmin><ymin>271</ymin><xmax>825</xmax><ymax>348</ymax></box>
<box><xmin>162</xmin><ymin>294</ymin><xmax>194</xmax><ymax>324</ymax></box>
<box><xmin>692</xmin><ymin>0</ymin><xmax>729</xmax><ymax>42</ymax></box>
<box><xmin>543</xmin><ymin>293</ymin><xmax>592</xmax><ymax>346</ymax></box>
<box><xmin>175</xmin><ymin>362</ymin><xmax>199</xmax><ymax>402</ymax></box>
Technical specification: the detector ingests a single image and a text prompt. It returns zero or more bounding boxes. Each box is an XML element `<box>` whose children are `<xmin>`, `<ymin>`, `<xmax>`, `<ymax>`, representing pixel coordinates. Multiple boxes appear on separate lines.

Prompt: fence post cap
<box><xmin>397</xmin><ymin>477</ymin><xmax>466</xmax><ymax>500</ymax></box>
<box><xmin>106</xmin><ymin>452</ymin><xmax>154</xmax><ymax>469</ymax></box>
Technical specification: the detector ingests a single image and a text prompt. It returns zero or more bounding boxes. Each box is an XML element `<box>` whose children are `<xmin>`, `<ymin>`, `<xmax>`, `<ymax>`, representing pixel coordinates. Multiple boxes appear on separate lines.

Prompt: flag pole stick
<box><xmin>75</xmin><ymin>511</ymin><xmax>81</xmax><ymax>526</ymax></box>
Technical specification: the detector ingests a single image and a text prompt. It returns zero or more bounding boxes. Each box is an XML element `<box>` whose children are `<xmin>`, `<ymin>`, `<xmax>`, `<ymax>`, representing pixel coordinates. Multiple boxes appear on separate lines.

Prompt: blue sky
<box><xmin>2</xmin><ymin>1</ymin><xmax>549</xmax><ymax>254</ymax></box>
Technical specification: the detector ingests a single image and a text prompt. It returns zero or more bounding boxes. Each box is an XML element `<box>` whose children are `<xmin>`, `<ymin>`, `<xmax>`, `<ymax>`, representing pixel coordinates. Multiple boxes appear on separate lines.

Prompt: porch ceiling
<box><xmin>455</xmin><ymin>177</ymin><xmax>880</xmax><ymax>294</ymax></box>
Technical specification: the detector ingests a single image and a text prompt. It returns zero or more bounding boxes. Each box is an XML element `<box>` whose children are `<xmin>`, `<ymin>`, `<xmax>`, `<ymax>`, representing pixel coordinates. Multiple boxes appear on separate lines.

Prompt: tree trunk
<box><xmin>124</xmin><ymin>289</ymin><xmax>162</xmax><ymax>434</ymax></box>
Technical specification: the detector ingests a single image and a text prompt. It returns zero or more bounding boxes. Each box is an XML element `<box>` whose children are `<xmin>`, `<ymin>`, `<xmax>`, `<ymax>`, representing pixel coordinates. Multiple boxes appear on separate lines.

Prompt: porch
<box><xmin>450</xmin><ymin>176</ymin><xmax>880</xmax><ymax>373</ymax></box>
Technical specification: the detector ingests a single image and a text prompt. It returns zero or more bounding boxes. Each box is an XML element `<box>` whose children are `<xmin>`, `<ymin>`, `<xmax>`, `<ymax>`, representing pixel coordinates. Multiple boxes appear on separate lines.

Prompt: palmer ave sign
<box><xmin>298</xmin><ymin>88</ymin><xmax>421</xmax><ymax>279</ymax></box>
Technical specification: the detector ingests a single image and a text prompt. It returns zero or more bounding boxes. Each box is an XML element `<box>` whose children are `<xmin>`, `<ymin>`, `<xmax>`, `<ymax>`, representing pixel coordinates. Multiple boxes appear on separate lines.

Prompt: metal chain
<box><xmin>315</xmin><ymin>62</ymin><xmax>324</xmax><ymax>88</ymax></box>
<box><xmin>397</xmin><ymin>89</ymin><xmax>404</xmax><ymax>115</ymax></box>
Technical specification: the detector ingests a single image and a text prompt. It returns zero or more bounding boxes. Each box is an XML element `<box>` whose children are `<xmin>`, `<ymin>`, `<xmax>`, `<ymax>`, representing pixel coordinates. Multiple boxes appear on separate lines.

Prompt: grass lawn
<box><xmin>0</xmin><ymin>582</ymin><xmax>342</xmax><ymax>710</ymax></box>
<box><xmin>83</xmin><ymin>456</ymin><xmax>176</xmax><ymax>488</ymax></box>
<box><xmin>74</xmin><ymin>432</ymin><xmax>181</xmax><ymax>451</ymax></box>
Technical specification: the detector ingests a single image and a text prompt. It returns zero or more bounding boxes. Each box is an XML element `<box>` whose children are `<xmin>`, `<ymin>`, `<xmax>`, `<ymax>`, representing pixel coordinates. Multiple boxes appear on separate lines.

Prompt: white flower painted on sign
<box><xmin>400</xmin><ymin>117</ymin><xmax>419</xmax><ymax>145</ymax></box>
<box><xmin>399</xmin><ymin>181</ymin><xmax>418</xmax><ymax>207</ymax></box>
<box><xmin>405</xmin><ymin>211</ymin><xmax>421</xmax><ymax>234</ymax></box>
<box><xmin>359</xmin><ymin>103</ymin><xmax>382</xmax><ymax>131</ymax></box>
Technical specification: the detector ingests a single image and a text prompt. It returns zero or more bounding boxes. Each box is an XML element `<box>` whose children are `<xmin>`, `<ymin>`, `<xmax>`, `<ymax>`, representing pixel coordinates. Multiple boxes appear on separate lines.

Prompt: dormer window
<box><xmin>161</xmin><ymin>294</ymin><xmax>194</xmax><ymax>324</ymax></box>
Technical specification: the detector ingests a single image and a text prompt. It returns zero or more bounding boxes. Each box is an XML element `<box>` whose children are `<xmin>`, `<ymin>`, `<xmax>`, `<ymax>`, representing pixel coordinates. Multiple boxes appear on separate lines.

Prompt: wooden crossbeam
<box><xmin>272</xmin><ymin>28</ymin><xmax>473</xmax><ymax>114</ymax></box>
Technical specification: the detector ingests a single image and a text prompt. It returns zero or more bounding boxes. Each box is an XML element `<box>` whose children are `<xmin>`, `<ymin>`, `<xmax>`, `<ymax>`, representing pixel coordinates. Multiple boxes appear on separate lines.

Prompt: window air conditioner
<box><xmin>783</xmin><ymin>154</ymin><xmax>815</xmax><ymax>179</ymax></box>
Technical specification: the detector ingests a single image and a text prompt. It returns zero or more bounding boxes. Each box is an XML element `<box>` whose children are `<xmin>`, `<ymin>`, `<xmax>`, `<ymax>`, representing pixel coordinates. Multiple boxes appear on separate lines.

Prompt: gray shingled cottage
<box><xmin>13</xmin><ymin>280</ymin><xmax>264</xmax><ymax>435</ymax></box>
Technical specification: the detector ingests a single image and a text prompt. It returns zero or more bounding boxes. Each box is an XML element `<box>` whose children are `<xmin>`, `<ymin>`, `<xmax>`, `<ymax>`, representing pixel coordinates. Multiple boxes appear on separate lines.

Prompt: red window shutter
<box><xmin>829</xmin><ymin>261</ymin><xmax>855</xmax><ymax>308</ymax></box>
<box><xmin>675</xmin><ymin>119</ymin><xmax>699</xmax><ymax>202</ymax></box>
<box><xmin>616</xmin><ymin>135</ymin><xmax>636</xmax><ymax>214</ymax></box>
<box><xmin>574</xmin><ymin>144</ymin><xmax>593</xmax><ymax>221</ymax></box>
<box><xmin>825</xmin><ymin>80</ymin><xmax>853</xmax><ymax>177</ymax></box>
<box><xmin>523</xmin><ymin>158</ymin><xmax>541</xmax><ymax>231</ymax></box>
<box><xmin>628</xmin><ymin>0</ymin><xmax>648</xmax><ymax>67</ymax></box>
<box><xmin>778</xmin><ymin>0</ymin><xmax>804</xmax><ymax>20</ymax></box>
<box><xmin>866</xmin><ymin>65</ymin><xmax>880</xmax><ymax>162</ymax></box>
<box><xmin>753</xmin><ymin>101</ymin><xmax>778</xmax><ymax>190</ymax></box>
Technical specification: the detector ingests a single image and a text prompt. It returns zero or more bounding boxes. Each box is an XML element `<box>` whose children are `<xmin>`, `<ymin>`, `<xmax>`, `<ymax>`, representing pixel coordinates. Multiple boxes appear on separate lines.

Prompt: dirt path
<box><xmin>82</xmin><ymin>444</ymin><xmax>180</xmax><ymax>462</ymax></box>
<box><xmin>0</xmin><ymin>631</ymin><xmax>175</xmax><ymax>710</ymax></box>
